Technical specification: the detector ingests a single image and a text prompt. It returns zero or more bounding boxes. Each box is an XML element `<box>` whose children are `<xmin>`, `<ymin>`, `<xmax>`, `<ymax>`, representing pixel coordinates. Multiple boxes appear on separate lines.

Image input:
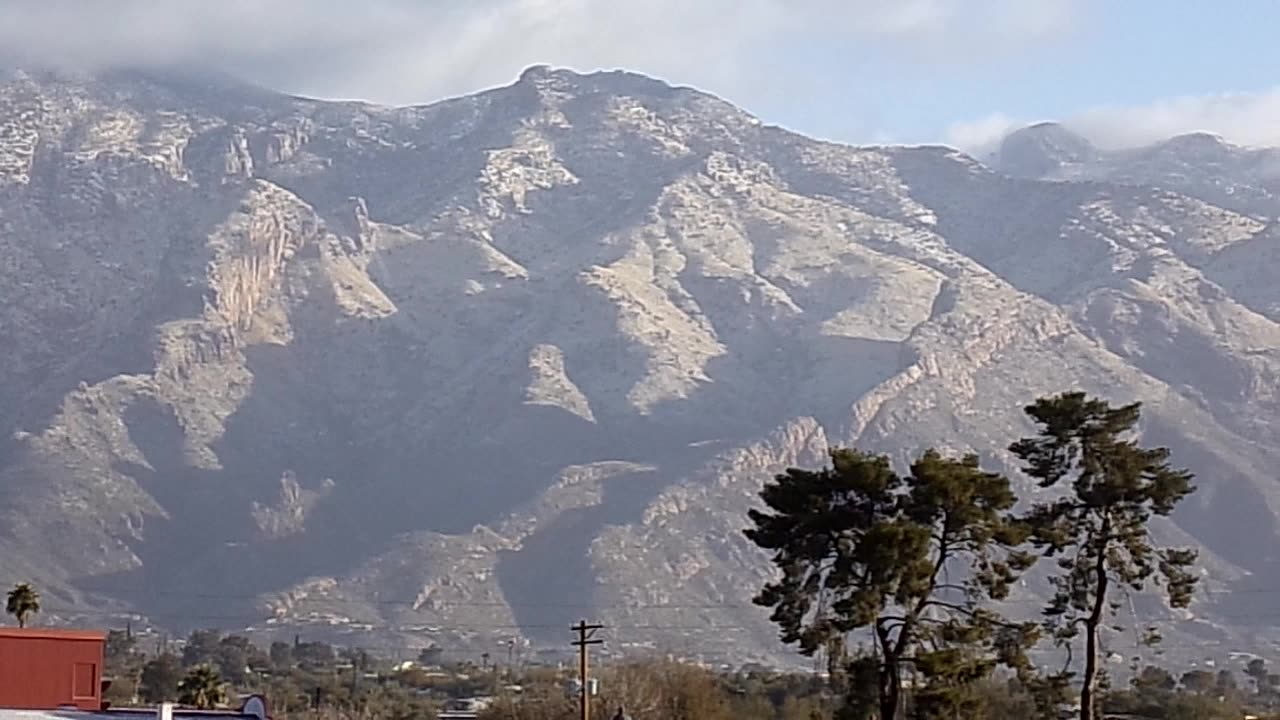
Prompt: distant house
<box><xmin>437</xmin><ymin>697</ymin><xmax>494</xmax><ymax>720</ymax></box>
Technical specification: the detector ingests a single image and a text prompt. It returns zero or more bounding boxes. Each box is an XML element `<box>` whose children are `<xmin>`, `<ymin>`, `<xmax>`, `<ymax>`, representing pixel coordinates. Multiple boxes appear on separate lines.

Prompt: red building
<box><xmin>0</xmin><ymin>628</ymin><xmax>106</xmax><ymax>711</ymax></box>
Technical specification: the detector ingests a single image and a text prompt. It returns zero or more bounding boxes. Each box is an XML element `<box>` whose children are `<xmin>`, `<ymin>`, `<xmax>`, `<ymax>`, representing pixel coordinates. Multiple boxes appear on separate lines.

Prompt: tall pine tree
<box><xmin>1010</xmin><ymin>392</ymin><xmax>1198</xmax><ymax>720</ymax></box>
<box><xmin>746</xmin><ymin>448</ymin><xmax>1036</xmax><ymax>720</ymax></box>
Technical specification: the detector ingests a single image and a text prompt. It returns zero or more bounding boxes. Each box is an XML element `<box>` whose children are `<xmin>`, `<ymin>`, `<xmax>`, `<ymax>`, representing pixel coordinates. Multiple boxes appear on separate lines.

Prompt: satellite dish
<box><xmin>241</xmin><ymin>694</ymin><xmax>268</xmax><ymax>720</ymax></box>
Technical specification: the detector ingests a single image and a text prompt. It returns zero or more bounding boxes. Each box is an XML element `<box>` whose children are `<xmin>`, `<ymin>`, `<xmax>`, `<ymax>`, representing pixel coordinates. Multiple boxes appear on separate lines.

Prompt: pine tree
<box><xmin>1010</xmin><ymin>392</ymin><xmax>1198</xmax><ymax>720</ymax></box>
<box><xmin>746</xmin><ymin>448</ymin><xmax>1036</xmax><ymax>720</ymax></box>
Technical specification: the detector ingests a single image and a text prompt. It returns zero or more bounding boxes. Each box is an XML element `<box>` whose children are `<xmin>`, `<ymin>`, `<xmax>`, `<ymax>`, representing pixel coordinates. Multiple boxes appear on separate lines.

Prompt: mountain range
<box><xmin>0</xmin><ymin>65</ymin><xmax>1277</xmax><ymax>665</ymax></box>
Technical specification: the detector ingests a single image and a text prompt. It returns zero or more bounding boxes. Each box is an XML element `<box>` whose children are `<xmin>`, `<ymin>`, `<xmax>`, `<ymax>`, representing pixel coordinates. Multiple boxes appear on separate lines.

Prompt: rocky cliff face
<box><xmin>0</xmin><ymin>66</ymin><xmax>1277</xmax><ymax>665</ymax></box>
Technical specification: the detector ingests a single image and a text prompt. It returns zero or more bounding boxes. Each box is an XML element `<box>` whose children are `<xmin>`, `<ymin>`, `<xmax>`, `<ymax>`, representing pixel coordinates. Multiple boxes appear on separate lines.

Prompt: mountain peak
<box><xmin>1149</xmin><ymin>131</ymin><xmax>1233</xmax><ymax>157</ymax></box>
<box><xmin>517</xmin><ymin>64</ymin><xmax>556</xmax><ymax>82</ymax></box>
<box><xmin>992</xmin><ymin>122</ymin><xmax>1097</xmax><ymax>177</ymax></box>
<box><xmin>512</xmin><ymin>64</ymin><xmax>683</xmax><ymax>100</ymax></box>
<box><xmin>1166</xmin><ymin>130</ymin><xmax>1227</xmax><ymax>145</ymax></box>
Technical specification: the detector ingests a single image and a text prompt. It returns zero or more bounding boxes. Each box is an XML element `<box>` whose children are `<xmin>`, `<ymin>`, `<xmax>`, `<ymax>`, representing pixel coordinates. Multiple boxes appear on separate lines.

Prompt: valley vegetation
<box><xmin>97</xmin><ymin>625</ymin><xmax>1280</xmax><ymax>720</ymax></box>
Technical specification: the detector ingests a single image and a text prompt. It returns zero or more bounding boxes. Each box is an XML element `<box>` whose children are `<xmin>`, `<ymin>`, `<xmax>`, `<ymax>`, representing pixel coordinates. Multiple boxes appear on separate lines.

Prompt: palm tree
<box><xmin>6</xmin><ymin>583</ymin><xmax>40</xmax><ymax>628</ymax></box>
<box><xmin>177</xmin><ymin>664</ymin><xmax>226</xmax><ymax>709</ymax></box>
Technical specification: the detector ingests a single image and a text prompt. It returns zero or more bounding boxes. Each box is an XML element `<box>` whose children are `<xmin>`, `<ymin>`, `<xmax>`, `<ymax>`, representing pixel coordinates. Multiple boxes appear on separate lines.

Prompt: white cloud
<box><xmin>0</xmin><ymin>0</ymin><xmax>1085</xmax><ymax>106</ymax></box>
<box><xmin>946</xmin><ymin>87</ymin><xmax>1280</xmax><ymax>154</ymax></box>
<box><xmin>22</xmin><ymin>0</ymin><xmax>1270</xmax><ymax>153</ymax></box>
<box><xmin>1069</xmin><ymin>88</ymin><xmax>1280</xmax><ymax>149</ymax></box>
<box><xmin>942</xmin><ymin>113</ymin><xmax>1021</xmax><ymax>154</ymax></box>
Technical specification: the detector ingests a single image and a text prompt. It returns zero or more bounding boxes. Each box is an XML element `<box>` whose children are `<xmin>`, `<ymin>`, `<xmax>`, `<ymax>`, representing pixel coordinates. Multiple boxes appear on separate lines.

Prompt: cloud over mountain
<box><xmin>948</xmin><ymin>87</ymin><xmax>1280</xmax><ymax>154</ymax></box>
<box><xmin>0</xmin><ymin>0</ymin><xmax>1081</xmax><ymax>106</ymax></box>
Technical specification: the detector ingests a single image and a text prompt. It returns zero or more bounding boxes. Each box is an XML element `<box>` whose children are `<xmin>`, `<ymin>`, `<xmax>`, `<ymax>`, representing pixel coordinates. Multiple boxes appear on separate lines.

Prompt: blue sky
<box><xmin>775</xmin><ymin>0</ymin><xmax>1280</xmax><ymax>146</ymax></box>
<box><xmin>2</xmin><ymin>0</ymin><xmax>1276</xmax><ymax>150</ymax></box>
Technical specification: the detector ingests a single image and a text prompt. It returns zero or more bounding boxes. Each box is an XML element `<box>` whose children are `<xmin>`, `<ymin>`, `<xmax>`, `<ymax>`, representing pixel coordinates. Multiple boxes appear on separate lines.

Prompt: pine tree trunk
<box><xmin>875</xmin><ymin>622</ymin><xmax>903</xmax><ymax>720</ymax></box>
<box><xmin>879</xmin><ymin>662</ymin><xmax>900</xmax><ymax>720</ymax></box>
<box><xmin>1080</xmin><ymin>549</ymin><xmax>1110</xmax><ymax>720</ymax></box>
<box><xmin>1080</xmin><ymin>621</ymin><xmax>1098</xmax><ymax>720</ymax></box>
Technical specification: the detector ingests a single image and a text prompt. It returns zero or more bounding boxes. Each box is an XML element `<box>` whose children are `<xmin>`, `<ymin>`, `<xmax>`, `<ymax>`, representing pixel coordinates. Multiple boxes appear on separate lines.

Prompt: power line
<box><xmin>111</xmin><ymin>590</ymin><xmax>769</xmax><ymax>608</ymax></box>
<box><xmin>97</xmin><ymin>581</ymin><xmax>1280</xmax><ymax>608</ymax></box>
<box><xmin>47</xmin><ymin>603</ymin><xmax>1280</xmax><ymax>626</ymax></box>
<box><xmin>40</xmin><ymin>589</ymin><xmax>1280</xmax><ymax>662</ymax></box>
<box><xmin>44</xmin><ymin>605</ymin><xmax>1280</xmax><ymax>648</ymax></box>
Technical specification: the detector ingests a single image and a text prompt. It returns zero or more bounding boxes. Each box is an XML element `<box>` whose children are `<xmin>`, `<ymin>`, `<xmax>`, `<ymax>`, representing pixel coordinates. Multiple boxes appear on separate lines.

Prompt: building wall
<box><xmin>0</xmin><ymin>630</ymin><xmax>105</xmax><ymax>710</ymax></box>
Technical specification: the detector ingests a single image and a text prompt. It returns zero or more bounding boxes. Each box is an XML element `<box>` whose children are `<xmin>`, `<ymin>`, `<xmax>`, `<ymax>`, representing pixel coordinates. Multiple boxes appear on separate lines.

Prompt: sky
<box><xmin>1</xmin><ymin>0</ymin><xmax>1277</xmax><ymax>152</ymax></box>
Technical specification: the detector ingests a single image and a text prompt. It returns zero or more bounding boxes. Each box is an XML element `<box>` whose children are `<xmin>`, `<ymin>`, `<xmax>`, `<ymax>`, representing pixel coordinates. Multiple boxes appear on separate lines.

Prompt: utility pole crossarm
<box><xmin>572</xmin><ymin>620</ymin><xmax>605</xmax><ymax>720</ymax></box>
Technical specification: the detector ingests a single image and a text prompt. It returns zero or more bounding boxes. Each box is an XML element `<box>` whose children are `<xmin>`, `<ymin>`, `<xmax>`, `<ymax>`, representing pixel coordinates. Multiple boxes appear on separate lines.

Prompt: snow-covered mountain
<box><xmin>0</xmin><ymin>66</ymin><xmax>1277</xmax><ymax>663</ymax></box>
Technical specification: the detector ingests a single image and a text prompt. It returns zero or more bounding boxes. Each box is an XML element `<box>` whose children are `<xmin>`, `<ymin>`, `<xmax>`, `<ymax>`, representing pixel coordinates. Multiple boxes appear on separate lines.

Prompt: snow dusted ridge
<box><xmin>0</xmin><ymin>66</ymin><xmax>1276</xmax><ymax>663</ymax></box>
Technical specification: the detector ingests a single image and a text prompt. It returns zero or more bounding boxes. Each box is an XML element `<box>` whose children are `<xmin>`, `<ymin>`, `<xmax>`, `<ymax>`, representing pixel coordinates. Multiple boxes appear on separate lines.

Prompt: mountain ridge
<box><xmin>0</xmin><ymin>64</ymin><xmax>1277</xmax><ymax>664</ymax></box>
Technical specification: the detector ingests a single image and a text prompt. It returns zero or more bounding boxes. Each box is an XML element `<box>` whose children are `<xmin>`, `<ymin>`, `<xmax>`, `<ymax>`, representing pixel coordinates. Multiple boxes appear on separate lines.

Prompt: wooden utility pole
<box><xmin>571</xmin><ymin>620</ymin><xmax>603</xmax><ymax>720</ymax></box>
